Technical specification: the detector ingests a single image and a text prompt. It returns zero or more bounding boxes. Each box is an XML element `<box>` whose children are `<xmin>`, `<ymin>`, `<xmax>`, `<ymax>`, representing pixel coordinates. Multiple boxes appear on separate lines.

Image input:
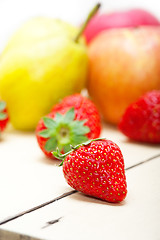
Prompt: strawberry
<box><xmin>36</xmin><ymin>94</ymin><xmax>101</xmax><ymax>159</ymax></box>
<box><xmin>119</xmin><ymin>90</ymin><xmax>160</xmax><ymax>143</ymax></box>
<box><xmin>54</xmin><ymin>138</ymin><xmax>127</xmax><ymax>203</ymax></box>
<box><xmin>0</xmin><ymin>100</ymin><xmax>9</xmax><ymax>132</ymax></box>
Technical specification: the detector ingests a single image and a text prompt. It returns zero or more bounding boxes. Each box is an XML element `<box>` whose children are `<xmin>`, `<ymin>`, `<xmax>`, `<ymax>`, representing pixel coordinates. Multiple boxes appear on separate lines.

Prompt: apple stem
<box><xmin>74</xmin><ymin>3</ymin><xmax>101</xmax><ymax>43</ymax></box>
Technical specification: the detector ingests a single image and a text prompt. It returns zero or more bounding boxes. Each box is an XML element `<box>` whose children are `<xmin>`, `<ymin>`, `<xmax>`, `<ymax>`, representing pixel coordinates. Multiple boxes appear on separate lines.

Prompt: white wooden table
<box><xmin>0</xmin><ymin>123</ymin><xmax>159</xmax><ymax>240</ymax></box>
<box><xmin>0</xmin><ymin>1</ymin><xmax>160</xmax><ymax>239</ymax></box>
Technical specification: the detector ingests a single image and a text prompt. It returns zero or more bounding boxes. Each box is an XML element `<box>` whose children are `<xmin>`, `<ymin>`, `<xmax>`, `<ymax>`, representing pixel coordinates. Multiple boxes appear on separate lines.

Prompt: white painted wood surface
<box><xmin>0</xmin><ymin>1</ymin><xmax>160</xmax><ymax>239</ymax></box>
<box><xmin>0</xmin><ymin>124</ymin><xmax>159</xmax><ymax>240</ymax></box>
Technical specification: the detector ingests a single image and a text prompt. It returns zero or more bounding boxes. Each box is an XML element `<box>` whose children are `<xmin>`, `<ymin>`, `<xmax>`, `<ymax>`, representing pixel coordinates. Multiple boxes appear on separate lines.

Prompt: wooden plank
<box><xmin>0</xmin><ymin>156</ymin><xmax>159</xmax><ymax>240</ymax></box>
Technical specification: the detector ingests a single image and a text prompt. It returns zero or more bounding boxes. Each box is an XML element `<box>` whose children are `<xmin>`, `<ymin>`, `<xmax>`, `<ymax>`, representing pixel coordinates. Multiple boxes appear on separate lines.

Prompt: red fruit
<box><xmin>54</xmin><ymin>139</ymin><xmax>127</xmax><ymax>203</ymax></box>
<box><xmin>0</xmin><ymin>101</ymin><xmax>9</xmax><ymax>132</ymax></box>
<box><xmin>84</xmin><ymin>9</ymin><xmax>160</xmax><ymax>43</ymax></box>
<box><xmin>36</xmin><ymin>94</ymin><xmax>101</xmax><ymax>159</ymax></box>
<box><xmin>119</xmin><ymin>90</ymin><xmax>160</xmax><ymax>143</ymax></box>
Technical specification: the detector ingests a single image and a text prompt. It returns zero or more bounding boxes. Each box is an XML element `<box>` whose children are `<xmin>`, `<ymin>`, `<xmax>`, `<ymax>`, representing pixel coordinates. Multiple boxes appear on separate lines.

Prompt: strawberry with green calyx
<box><xmin>37</xmin><ymin>108</ymin><xmax>90</xmax><ymax>155</ymax></box>
<box><xmin>36</xmin><ymin>94</ymin><xmax>101</xmax><ymax>159</ymax></box>
<box><xmin>0</xmin><ymin>101</ymin><xmax>9</xmax><ymax>132</ymax></box>
<box><xmin>54</xmin><ymin>138</ymin><xmax>127</xmax><ymax>203</ymax></box>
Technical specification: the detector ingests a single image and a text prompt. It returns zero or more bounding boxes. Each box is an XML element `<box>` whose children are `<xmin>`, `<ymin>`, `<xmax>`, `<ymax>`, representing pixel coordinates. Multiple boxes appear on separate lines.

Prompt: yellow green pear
<box><xmin>0</xmin><ymin>17</ymin><xmax>88</xmax><ymax>131</ymax></box>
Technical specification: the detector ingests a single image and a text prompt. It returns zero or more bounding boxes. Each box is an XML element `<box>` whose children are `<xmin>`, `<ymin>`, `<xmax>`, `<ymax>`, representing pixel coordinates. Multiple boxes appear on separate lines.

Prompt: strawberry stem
<box><xmin>74</xmin><ymin>3</ymin><xmax>101</xmax><ymax>43</ymax></box>
<box><xmin>53</xmin><ymin>137</ymin><xmax>106</xmax><ymax>165</ymax></box>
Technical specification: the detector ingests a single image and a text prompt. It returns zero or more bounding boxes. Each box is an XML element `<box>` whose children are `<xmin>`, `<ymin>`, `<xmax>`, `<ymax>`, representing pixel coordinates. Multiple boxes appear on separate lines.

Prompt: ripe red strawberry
<box><xmin>119</xmin><ymin>90</ymin><xmax>160</xmax><ymax>143</ymax></box>
<box><xmin>0</xmin><ymin>100</ymin><xmax>9</xmax><ymax>132</ymax></box>
<box><xmin>54</xmin><ymin>139</ymin><xmax>127</xmax><ymax>203</ymax></box>
<box><xmin>36</xmin><ymin>94</ymin><xmax>101</xmax><ymax>159</ymax></box>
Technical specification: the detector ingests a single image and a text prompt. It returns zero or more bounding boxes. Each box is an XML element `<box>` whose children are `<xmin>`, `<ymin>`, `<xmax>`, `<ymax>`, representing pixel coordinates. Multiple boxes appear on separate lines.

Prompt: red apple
<box><xmin>84</xmin><ymin>9</ymin><xmax>160</xmax><ymax>43</ymax></box>
<box><xmin>87</xmin><ymin>26</ymin><xmax>160</xmax><ymax>125</ymax></box>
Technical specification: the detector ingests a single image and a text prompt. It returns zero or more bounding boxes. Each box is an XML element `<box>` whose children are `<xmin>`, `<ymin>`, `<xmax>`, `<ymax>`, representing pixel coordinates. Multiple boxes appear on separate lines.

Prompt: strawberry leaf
<box><xmin>0</xmin><ymin>112</ymin><xmax>7</xmax><ymax>120</ymax></box>
<box><xmin>43</xmin><ymin>117</ymin><xmax>57</xmax><ymax>129</ymax></box>
<box><xmin>70</xmin><ymin>120</ymin><xmax>90</xmax><ymax>135</ymax></box>
<box><xmin>38</xmin><ymin>129</ymin><xmax>52</xmax><ymax>138</ymax></box>
<box><xmin>0</xmin><ymin>101</ymin><xmax>6</xmax><ymax>112</ymax></box>
<box><xmin>45</xmin><ymin>138</ymin><xmax>57</xmax><ymax>152</ymax></box>
<box><xmin>63</xmin><ymin>107</ymin><xmax>75</xmax><ymax>123</ymax></box>
<box><xmin>55</xmin><ymin>113</ymin><xmax>63</xmax><ymax>122</ymax></box>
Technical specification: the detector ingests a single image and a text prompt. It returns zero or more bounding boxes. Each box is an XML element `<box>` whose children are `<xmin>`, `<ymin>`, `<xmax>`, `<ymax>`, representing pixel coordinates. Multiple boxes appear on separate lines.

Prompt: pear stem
<box><xmin>74</xmin><ymin>3</ymin><xmax>101</xmax><ymax>43</ymax></box>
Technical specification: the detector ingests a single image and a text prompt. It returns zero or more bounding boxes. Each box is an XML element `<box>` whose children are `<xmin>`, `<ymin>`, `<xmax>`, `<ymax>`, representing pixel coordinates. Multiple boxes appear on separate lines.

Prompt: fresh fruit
<box><xmin>0</xmin><ymin>17</ymin><xmax>88</xmax><ymax>131</ymax></box>
<box><xmin>36</xmin><ymin>94</ymin><xmax>101</xmax><ymax>159</ymax></box>
<box><xmin>84</xmin><ymin>9</ymin><xmax>160</xmax><ymax>43</ymax></box>
<box><xmin>119</xmin><ymin>90</ymin><xmax>160</xmax><ymax>143</ymax></box>
<box><xmin>88</xmin><ymin>27</ymin><xmax>160</xmax><ymax>124</ymax></box>
<box><xmin>0</xmin><ymin>101</ymin><xmax>9</xmax><ymax>132</ymax></box>
<box><xmin>0</xmin><ymin>4</ymin><xmax>101</xmax><ymax>131</ymax></box>
<box><xmin>54</xmin><ymin>138</ymin><xmax>127</xmax><ymax>203</ymax></box>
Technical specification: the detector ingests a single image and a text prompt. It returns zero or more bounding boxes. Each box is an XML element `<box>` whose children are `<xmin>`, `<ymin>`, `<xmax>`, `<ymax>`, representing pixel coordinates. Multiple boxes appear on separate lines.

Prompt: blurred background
<box><xmin>0</xmin><ymin>0</ymin><xmax>160</xmax><ymax>53</ymax></box>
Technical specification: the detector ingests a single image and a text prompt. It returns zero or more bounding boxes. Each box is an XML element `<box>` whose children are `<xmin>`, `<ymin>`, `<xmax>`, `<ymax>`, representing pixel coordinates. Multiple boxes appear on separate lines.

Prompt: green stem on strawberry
<box><xmin>53</xmin><ymin>137</ymin><xmax>106</xmax><ymax>165</ymax></box>
<box><xmin>74</xmin><ymin>3</ymin><xmax>101</xmax><ymax>43</ymax></box>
